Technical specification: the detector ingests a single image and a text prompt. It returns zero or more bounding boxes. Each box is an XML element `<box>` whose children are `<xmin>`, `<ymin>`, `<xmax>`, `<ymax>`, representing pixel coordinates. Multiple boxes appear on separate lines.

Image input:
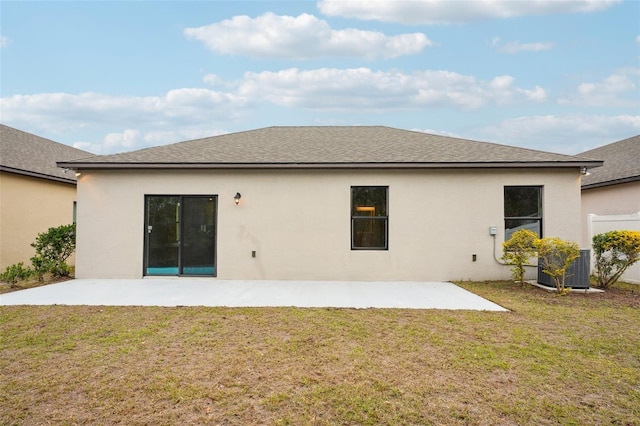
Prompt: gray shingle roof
<box><xmin>58</xmin><ymin>126</ymin><xmax>600</xmax><ymax>170</ymax></box>
<box><xmin>580</xmin><ymin>135</ymin><xmax>640</xmax><ymax>189</ymax></box>
<box><xmin>1</xmin><ymin>124</ymin><xmax>93</xmax><ymax>183</ymax></box>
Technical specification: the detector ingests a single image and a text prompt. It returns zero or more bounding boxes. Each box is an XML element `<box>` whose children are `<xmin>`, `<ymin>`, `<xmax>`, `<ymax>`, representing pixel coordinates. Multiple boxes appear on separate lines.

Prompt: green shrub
<box><xmin>0</xmin><ymin>262</ymin><xmax>33</xmax><ymax>287</ymax></box>
<box><xmin>535</xmin><ymin>237</ymin><xmax>580</xmax><ymax>295</ymax></box>
<box><xmin>30</xmin><ymin>224</ymin><xmax>76</xmax><ymax>278</ymax></box>
<box><xmin>30</xmin><ymin>255</ymin><xmax>52</xmax><ymax>282</ymax></box>
<box><xmin>502</xmin><ymin>229</ymin><xmax>538</xmax><ymax>286</ymax></box>
<box><xmin>592</xmin><ymin>230</ymin><xmax>640</xmax><ymax>289</ymax></box>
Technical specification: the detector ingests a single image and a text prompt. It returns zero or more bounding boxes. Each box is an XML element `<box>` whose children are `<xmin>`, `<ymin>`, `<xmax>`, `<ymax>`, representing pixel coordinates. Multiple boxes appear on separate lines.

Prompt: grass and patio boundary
<box><xmin>1</xmin><ymin>281</ymin><xmax>638</xmax><ymax>425</ymax></box>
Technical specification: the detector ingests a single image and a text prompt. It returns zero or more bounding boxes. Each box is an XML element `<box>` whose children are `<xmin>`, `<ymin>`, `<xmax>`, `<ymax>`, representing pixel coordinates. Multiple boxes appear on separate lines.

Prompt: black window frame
<box><xmin>504</xmin><ymin>186</ymin><xmax>543</xmax><ymax>241</ymax></box>
<box><xmin>351</xmin><ymin>186</ymin><xmax>389</xmax><ymax>250</ymax></box>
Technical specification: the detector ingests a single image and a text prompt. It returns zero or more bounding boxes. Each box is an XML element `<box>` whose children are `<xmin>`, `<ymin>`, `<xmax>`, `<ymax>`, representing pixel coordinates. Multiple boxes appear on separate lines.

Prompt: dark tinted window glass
<box><xmin>352</xmin><ymin>187</ymin><xmax>387</xmax><ymax>216</ymax></box>
<box><xmin>351</xmin><ymin>186</ymin><xmax>388</xmax><ymax>250</ymax></box>
<box><xmin>505</xmin><ymin>219</ymin><xmax>541</xmax><ymax>241</ymax></box>
<box><xmin>504</xmin><ymin>187</ymin><xmax>541</xmax><ymax>218</ymax></box>
<box><xmin>504</xmin><ymin>186</ymin><xmax>542</xmax><ymax>240</ymax></box>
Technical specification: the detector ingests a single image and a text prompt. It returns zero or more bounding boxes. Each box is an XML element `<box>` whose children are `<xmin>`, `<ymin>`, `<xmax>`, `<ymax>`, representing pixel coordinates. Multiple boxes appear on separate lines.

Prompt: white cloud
<box><xmin>636</xmin><ymin>35</ymin><xmax>640</xmax><ymax>44</ymax></box>
<box><xmin>0</xmin><ymin>67</ymin><xmax>551</xmax><ymax>154</ymax></box>
<box><xmin>0</xmin><ymin>90</ymin><xmax>243</xmax><ymax>154</ymax></box>
<box><xmin>238</xmin><ymin>67</ymin><xmax>547</xmax><ymax>110</ymax></box>
<box><xmin>317</xmin><ymin>0</ymin><xmax>622</xmax><ymax>24</ymax></box>
<box><xmin>558</xmin><ymin>68</ymin><xmax>640</xmax><ymax>107</ymax></box>
<box><xmin>1</xmin><ymin>69</ymin><xmax>546</xmax><ymax>130</ymax></box>
<box><xmin>203</xmin><ymin>74</ymin><xmax>225</xmax><ymax>86</ymax></box>
<box><xmin>411</xmin><ymin>128</ymin><xmax>460</xmax><ymax>138</ymax></box>
<box><xmin>184</xmin><ymin>12</ymin><xmax>431</xmax><ymax>59</ymax></box>
<box><xmin>104</xmin><ymin>128</ymin><xmax>140</xmax><ymax>150</ymax></box>
<box><xmin>476</xmin><ymin>114</ymin><xmax>640</xmax><ymax>154</ymax></box>
<box><xmin>497</xmin><ymin>41</ymin><xmax>554</xmax><ymax>54</ymax></box>
<box><xmin>0</xmin><ymin>89</ymin><xmax>245</xmax><ymax>130</ymax></box>
<box><xmin>0</xmin><ymin>35</ymin><xmax>10</xmax><ymax>48</ymax></box>
<box><xmin>73</xmin><ymin>128</ymin><xmax>228</xmax><ymax>155</ymax></box>
<box><xmin>490</xmin><ymin>75</ymin><xmax>514</xmax><ymax>90</ymax></box>
<box><xmin>9</xmin><ymin>66</ymin><xmax>638</xmax><ymax>156</ymax></box>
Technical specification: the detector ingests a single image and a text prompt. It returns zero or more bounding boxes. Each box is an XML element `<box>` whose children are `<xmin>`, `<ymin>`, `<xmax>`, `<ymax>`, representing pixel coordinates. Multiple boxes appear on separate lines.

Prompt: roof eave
<box><xmin>1</xmin><ymin>165</ymin><xmax>77</xmax><ymax>184</ymax></box>
<box><xmin>582</xmin><ymin>175</ymin><xmax>640</xmax><ymax>190</ymax></box>
<box><xmin>57</xmin><ymin>160</ymin><xmax>604</xmax><ymax>171</ymax></box>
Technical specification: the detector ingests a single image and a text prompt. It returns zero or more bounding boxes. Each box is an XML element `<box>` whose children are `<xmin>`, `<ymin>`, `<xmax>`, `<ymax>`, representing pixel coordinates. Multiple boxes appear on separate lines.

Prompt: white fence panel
<box><xmin>587</xmin><ymin>212</ymin><xmax>640</xmax><ymax>284</ymax></box>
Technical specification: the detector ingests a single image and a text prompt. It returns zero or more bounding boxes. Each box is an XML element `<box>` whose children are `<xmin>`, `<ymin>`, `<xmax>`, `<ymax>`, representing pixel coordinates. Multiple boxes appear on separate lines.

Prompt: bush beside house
<box><xmin>592</xmin><ymin>230</ymin><xmax>640</xmax><ymax>288</ymax></box>
<box><xmin>0</xmin><ymin>224</ymin><xmax>76</xmax><ymax>288</ymax></box>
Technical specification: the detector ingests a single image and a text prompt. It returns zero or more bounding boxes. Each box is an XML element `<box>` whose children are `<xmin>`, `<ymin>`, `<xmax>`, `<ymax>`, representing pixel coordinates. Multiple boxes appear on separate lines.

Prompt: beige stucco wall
<box><xmin>74</xmin><ymin>168</ymin><xmax>582</xmax><ymax>281</ymax></box>
<box><xmin>0</xmin><ymin>171</ymin><xmax>77</xmax><ymax>270</ymax></box>
<box><xmin>581</xmin><ymin>181</ymin><xmax>640</xmax><ymax>246</ymax></box>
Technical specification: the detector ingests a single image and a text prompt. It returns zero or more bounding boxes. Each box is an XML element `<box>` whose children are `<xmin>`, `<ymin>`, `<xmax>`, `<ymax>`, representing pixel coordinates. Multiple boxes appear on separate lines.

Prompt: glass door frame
<box><xmin>143</xmin><ymin>194</ymin><xmax>218</xmax><ymax>277</ymax></box>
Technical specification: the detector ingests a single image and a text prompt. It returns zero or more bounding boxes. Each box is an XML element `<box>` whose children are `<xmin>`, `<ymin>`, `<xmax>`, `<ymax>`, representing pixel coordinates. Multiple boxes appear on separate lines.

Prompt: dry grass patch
<box><xmin>1</xmin><ymin>281</ymin><xmax>639</xmax><ymax>425</ymax></box>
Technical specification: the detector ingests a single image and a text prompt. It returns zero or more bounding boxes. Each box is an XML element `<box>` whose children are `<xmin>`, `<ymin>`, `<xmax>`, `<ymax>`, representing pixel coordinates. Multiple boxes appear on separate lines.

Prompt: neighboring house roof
<box><xmin>580</xmin><ymin>135</ymin><xmax>640</xmax><ymax>190</ymax></box>
<box><xmin>58</xmin><ymin>126</ymin><xmax>601</xmax><ymax>170</ymax></box>
<box><xmin>1</xmin><ymin>124</ymin><xmax>93</xmax><ymax>184</ymax></box>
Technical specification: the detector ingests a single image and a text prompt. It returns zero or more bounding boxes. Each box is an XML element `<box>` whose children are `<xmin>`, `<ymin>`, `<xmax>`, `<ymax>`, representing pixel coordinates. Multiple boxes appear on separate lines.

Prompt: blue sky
<box><xmin>1</xmin><ymin>0</ymin><xmax>639</xmax><ymax>155</ymax></box>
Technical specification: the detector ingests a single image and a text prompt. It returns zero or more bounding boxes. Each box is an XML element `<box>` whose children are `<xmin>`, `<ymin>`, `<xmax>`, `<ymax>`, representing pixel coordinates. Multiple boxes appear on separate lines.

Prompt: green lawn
<box><xmin>1</xmin><ymin>281</ymin><xmax>638</xmax><ymax>425</ymax></box>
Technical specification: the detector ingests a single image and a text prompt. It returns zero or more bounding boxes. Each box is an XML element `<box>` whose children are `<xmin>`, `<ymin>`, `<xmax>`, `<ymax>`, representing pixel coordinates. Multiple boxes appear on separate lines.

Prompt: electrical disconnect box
<box><xmin>489</xmin><ymin>226</ymin><xmax>497</xmax><ymax>236</ymax></box>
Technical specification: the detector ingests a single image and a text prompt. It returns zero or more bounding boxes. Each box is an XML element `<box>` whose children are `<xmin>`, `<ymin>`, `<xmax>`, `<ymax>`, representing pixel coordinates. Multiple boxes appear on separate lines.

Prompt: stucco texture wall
<box><xmin>0</xmin><ymin>172</ymin><xmax>77</xmax><ymax>270</ymax></box>
<box><xmin>581</xmin><ymin>181</ymin><xmax>640</xmax><ymax>246</ymax></box>
<box><xmin>74</xmin><ymin>168</ymin><xmax>582</xmax><ymax>282</ymax></box>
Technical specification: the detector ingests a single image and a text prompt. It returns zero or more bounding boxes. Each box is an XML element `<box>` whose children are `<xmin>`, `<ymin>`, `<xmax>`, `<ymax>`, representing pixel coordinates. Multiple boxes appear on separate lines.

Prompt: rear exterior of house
<box><xmin>59</xmin><ymin>126</ymin><xmax>600</xmax><ymax>282</ymax></box>
<box><xmin>0</xmin><ymin>125</ymin><xmax>91</xmax><ymax>270</ymax></box>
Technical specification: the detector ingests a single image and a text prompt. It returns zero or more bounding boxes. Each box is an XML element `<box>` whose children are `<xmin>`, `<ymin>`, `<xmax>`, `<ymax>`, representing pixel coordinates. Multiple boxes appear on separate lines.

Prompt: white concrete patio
<box><xmin>0</xmin><ymin>279</ymin><xmax>508</xmax><ymax>311</ymax></box>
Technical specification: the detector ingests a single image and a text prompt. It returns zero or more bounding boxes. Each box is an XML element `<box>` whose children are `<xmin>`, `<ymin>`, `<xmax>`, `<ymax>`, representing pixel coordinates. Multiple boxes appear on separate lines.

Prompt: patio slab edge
<box><xmin>0</xmin><ymin>279</ymin><xmax>508</xmax><ymax>311</ymax></box>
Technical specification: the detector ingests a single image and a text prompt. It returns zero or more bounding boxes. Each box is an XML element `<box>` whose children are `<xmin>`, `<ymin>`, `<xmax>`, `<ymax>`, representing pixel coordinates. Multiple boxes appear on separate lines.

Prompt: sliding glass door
<box><xmin>145</xmin><ymin>195</ymin><xmax>217</xmax><ymax>276</ymax></box>
<box><xmin>181</xmin><ymin>196</ymin><xmax>216</xmax><ymax>275</ymax></box>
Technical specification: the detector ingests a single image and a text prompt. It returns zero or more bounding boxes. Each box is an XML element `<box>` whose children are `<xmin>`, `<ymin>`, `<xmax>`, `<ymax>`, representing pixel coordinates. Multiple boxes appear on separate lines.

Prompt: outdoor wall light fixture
<box><xmin>234</xmin><ymin>192</ymin><xmax>242</xmax><ymax>205</ymax></box>
<box><xmin>580</xmin><ymin>166</ymin><xmax>590</xmax><ymax>176</ymax></box>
